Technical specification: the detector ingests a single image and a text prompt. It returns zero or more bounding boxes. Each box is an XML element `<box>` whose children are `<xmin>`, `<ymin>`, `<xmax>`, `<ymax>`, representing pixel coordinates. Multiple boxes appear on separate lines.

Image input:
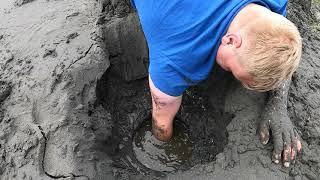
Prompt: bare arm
<box><xmin>149</xmin><ymin>76</ymin><xmax>182</xmax><ymax>141</ymax></box>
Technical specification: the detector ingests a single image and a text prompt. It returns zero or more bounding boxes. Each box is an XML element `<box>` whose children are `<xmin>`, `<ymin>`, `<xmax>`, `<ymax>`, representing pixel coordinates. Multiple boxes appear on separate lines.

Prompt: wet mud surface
<box><xmin>0</xmin><ymin>0</ymin><xmax>320</xmax><ymax>179</ymax></box>
<box><xmin>96</xmin><ymin>66</ymin><xmax>233</xmax><ymax>178</ymax></box>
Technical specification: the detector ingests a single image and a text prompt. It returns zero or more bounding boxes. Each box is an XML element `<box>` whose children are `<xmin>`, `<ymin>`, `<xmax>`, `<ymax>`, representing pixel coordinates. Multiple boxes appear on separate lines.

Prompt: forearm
<box><xmin>151</xmin><ymin>95</ymin><xmax>181</xmax><ymax>141</ymax></box>
<box><xmin>266</xmin><ymin>79</ymin><xmax>291</xmax><ymax>110</ymax></box>
<box><xmin>149</xmin><ymin>76</ymin><xmax>182</xmax><ymax>141</ymax></box>
<box><xmin>259</xmin><ymin>78</ymin><xmax>302</xmax><ymax>167</ymax></box>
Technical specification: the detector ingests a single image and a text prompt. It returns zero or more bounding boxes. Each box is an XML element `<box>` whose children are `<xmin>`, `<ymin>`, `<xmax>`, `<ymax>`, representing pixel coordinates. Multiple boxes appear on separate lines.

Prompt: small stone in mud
<box><xmin>66</xmin><ymin>32</ymin><xmax>79</xmax><ymax>43</ymax></box>
<box><xmin>132</xmin><ymin>119</ymin><xmax>192</xmax><ymax>172</ymax></box>
<box><xmin>75</xmin><ymin>104</ymin><xmax>84</xmax><ymax>110</ymax></box>
<box><xmin>0</xmin><ymin>81</ymin><xmax>12</xmax><ymax>103</ymax></box>
<box><xmin>14</xmin><ymin>0</ymin><xmax>34</xmax><ymax>7</ymax></box>
<box><xmin>119</xmin><ymin>144</ymin><xmax>124</xmax><ymax>150</ymax></box>
<box><xmin>96</xmin><ymin>15</ymin><xmax>106</xmax><ymax>25</ymax></box>
<box><xmin>2</xmin><ymin>50</ymin><xmax>14</xmax><ymax>64</ymax></box>
<box><xmin>43</xmin><ymin>48</ymin><xmax>57</xmax><ymax>58</ymax></box>
<box><xmin>66</xmin><ymin>12</ymin><xmax>80</xmax><ymax>19</ymax></box>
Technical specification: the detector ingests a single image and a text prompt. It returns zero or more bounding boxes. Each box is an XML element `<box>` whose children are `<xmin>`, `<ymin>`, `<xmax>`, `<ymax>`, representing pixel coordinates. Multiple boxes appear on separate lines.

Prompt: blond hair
<box><xmin>238</xmin><ymin>15</ymin><xmax>302</xmax><ymax>92</ymax></box>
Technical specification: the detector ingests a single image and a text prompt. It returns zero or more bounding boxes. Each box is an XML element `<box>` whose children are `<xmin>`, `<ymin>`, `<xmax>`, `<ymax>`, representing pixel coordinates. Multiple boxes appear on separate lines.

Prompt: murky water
<box><xmin>132</xmin><ymin>119</ymin><xmax>192</xmax><ymax>172</ymax></box>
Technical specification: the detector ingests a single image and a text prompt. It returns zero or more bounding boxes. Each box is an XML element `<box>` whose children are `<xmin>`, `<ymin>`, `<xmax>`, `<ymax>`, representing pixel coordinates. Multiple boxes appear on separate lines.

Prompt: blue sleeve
<box><xmin>279</xmin><ymin>1</ymin><xmax>287</xmax><ymax>16</ymax></box>
<box><xmin>130</xmin><ymin>0</ymin><xmax>136</xmax><ymax>9</ymax></box>
<box><xmin>264</xmin><ymin>0</ymin><xmax>287</xmax><ymax>16</ymax></box>
<box><xmin>149</xmin><ymin>55</ymin><xmax>188</xmax><ymax>97</ymax></box>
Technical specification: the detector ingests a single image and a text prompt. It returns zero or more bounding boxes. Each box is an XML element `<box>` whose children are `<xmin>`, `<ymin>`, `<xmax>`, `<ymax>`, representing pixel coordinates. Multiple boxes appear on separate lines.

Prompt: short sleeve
<box><xmin>149</xmin><ymin>55</ymin><xmax>189</xmax><ymax>97</ymax></box>
<box><xmin>130</xmin><ymin>0</ymin><xmax>136</xmax><ymax>9</ymax></box>
<box><xmin>263</xmin><ymin>0</ymin><xmax>288</xmax><ymax>16</ymax></box>
<box><xmin>279</xmin><ymin>1</ymin><xmax>287</xmax><ymax>16</ymax></box>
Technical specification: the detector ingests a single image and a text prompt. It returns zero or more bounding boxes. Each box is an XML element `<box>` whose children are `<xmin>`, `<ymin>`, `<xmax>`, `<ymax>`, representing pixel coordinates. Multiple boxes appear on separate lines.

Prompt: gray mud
<box><xmin>0</xmin><ymin>0</ymin><xmax>320</xmax><ymax>179</ymax></box>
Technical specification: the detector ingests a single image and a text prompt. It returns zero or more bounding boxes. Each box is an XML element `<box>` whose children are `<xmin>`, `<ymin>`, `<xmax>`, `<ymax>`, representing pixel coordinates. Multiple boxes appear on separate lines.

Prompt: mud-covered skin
<box><xmin>259</xmin><ymin>79</ymin><xmax>302</xmax><ymax>167</ymax></box>
<box><xmin>132</xmin><ymin>119</ymin><xmax>192</xmax><ymax>172</ymax></box>
<box><xmin>149</xmin><ymin>77</ymin><xmax>183</xmax><ymax>142</ymax></box>
<box><xmin>151</xmin><ymin>93</ymin><xmax>172</xmax><ymax>141</ymax></box>
<box><xmin>152</xmin><ymin>116</ymin><xmax>170</xmax><ymax>141</ymax></box>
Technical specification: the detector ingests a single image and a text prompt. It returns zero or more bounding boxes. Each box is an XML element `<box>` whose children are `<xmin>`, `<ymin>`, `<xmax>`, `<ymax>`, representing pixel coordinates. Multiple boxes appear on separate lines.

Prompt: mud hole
<box><xmin>95</xmin><ymin>66</ymin><xmax>234</xmax><ymax>177</ymax></box>
<box><xmin>0</xmin><ymin>0</ymin><xmax>320</xmax><ymax>179</ymax></box>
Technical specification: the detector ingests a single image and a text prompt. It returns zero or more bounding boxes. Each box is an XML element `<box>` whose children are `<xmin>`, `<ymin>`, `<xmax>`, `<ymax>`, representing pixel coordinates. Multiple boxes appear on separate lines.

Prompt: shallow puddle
<box><xmin>132</xmin><ymin>118</ymin><xmax>192</xmax><ymax>172</ymax></box>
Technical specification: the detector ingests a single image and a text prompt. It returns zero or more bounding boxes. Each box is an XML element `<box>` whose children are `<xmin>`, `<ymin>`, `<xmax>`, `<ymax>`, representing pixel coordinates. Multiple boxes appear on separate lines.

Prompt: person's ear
<box><xmin>221</xmin><ymin>33</ymin><xmax>242</xmax><ymax>48</ymax></box>
<box><xmin>221</xmin><ymin>34</ymin><xmax>230</xmax><ymax>45</ymax></box>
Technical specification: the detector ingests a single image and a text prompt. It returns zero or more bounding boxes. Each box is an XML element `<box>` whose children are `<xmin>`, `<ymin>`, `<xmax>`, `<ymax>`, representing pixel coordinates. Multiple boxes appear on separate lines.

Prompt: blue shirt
<box><xmin>131</xmin><ymin>0</ymin><xmax>287</xmax><ymax>96</ymax></box>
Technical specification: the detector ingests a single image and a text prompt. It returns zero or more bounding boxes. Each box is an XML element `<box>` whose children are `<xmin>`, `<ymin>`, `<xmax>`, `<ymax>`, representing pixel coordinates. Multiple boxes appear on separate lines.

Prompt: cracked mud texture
<box><xmin>0</xmin><ymin>0</ymin><xmax>320</xmax><ymax>180</ymax></box>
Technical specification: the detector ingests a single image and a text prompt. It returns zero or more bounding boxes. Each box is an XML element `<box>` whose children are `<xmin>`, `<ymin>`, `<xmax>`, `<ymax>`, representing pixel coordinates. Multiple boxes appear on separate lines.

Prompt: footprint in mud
<box><xmin>132</xmin><ymin>118</ymin><xmax>192</xmax><ymax>172</ymax></box>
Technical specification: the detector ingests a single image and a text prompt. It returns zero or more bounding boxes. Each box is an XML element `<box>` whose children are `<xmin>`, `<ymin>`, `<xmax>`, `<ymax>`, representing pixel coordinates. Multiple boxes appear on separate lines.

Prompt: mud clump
<box><xmin>0</xmin><ymin>81</ymin><xmax>11</xmax><ymax>103</ymax></box>
<box><xmin>14</xmin><ymin>0</ymin><xmax>34</xmax><ymax>7</ymax></box>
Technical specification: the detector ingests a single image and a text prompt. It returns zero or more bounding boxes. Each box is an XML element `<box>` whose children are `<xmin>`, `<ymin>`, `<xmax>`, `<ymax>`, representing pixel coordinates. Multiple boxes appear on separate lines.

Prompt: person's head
<box><xmin>216</xmin><ymin>4</ymin><xmax>302</xmax><ymax>92</ymax></box>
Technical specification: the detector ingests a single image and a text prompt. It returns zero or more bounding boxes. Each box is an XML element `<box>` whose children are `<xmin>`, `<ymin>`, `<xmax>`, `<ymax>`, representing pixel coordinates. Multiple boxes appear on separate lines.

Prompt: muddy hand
<box><xmin>258</xmin><ymin>105</ymin><xmax>302</xmax><ymax>167</ymax></box>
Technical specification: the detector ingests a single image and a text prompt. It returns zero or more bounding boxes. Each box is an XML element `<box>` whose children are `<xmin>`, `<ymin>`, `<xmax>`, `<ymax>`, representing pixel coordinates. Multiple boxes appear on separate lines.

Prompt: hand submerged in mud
<box><xmin>258</xmin><ymin>102</ymin><xmax>302</xmax><ymax>168</ymax></box>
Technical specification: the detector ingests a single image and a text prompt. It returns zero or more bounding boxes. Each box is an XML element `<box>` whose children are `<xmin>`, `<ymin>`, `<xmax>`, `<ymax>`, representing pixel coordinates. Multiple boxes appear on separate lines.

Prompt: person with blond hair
<box><xmin>131</xmin><ymin>0</ymin><xmax>302</xmax><ymax>168</ymax></box>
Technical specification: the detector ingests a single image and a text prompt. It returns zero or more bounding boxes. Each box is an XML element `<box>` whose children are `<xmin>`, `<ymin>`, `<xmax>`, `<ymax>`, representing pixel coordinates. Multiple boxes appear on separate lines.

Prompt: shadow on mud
<box><xmin>95</xmin><ymin>66</ymin><xmax>235</xmax><ymax>177</ymax></box>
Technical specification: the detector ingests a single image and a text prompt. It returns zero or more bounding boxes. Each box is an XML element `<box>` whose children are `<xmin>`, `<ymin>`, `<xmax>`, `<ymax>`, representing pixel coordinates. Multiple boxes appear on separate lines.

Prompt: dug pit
<box><xmin>96</xmin><ymin>66</ymin><xmax>235</xmax><ymax>177</ymax></box>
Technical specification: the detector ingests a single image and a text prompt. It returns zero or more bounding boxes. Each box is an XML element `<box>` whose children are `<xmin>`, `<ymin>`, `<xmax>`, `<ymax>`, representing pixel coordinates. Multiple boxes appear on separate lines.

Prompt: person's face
<box><xmin>216</xmin><ymin>33</ymin><xmax>254</xmax><ymax>87</ymax></box>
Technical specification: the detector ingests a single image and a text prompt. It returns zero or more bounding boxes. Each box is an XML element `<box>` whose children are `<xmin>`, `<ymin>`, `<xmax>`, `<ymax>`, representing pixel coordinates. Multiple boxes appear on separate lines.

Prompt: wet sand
<box><xmin>0</xmin><ymin>0</ymin><xmax>319</xmax><ymax>179</ymax></box>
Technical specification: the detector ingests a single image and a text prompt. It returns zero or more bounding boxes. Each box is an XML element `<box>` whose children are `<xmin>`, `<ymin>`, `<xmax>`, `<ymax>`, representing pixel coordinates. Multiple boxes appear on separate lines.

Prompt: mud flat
<box><xmin>0</xmin><ymin>0</ymin><xmax>319</xmax><ymax>179</ymax></box>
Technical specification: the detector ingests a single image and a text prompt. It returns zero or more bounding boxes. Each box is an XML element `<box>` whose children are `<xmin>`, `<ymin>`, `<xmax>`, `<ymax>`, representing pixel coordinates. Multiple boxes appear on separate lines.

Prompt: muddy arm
<box><xmin>267</xmin><ymin>79</ymin><xmax>290</xmax><ymax>110</ymax></box>
<box><xmin>258</xmin><ymin>78</ymin><xmax>302</xmax><ymax>167</ymax></box>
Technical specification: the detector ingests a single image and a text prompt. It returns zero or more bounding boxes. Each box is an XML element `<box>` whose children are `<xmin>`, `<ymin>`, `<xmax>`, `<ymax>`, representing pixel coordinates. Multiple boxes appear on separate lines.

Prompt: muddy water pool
<box><xmin>132</xmin><ymin>118</ymin><xmax>192</xmax><ymax>172</ymax></box>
